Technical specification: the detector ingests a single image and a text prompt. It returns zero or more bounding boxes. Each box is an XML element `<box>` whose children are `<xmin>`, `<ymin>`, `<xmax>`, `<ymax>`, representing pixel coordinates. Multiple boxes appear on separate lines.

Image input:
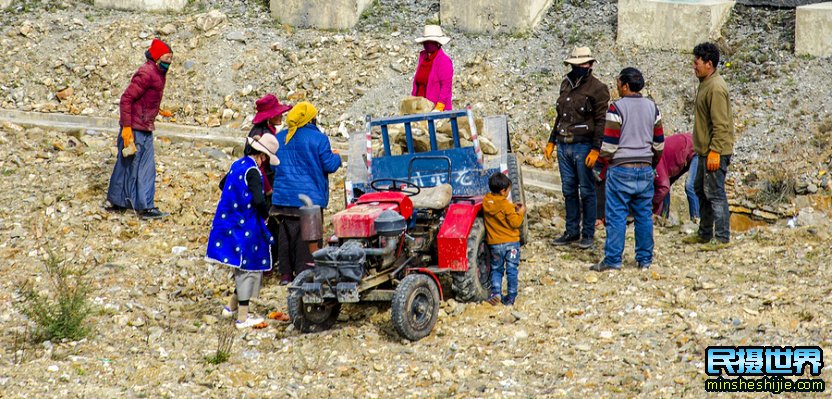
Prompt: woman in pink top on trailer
<box><xmin>411</xmin><ymin>25</ymin><xmax>454</xmax><ymax>111</ymax></box>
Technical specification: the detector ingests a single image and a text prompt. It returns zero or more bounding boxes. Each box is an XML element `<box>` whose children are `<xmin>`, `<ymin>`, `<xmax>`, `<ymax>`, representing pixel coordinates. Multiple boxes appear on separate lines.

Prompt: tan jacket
<box><xmin>483</xmin><ymin>192</ymin><xmax>524</xmax><ymax>245</ymax></box>
<box><xmin>693</xmin><ymin>72</ymin><xmax>734</xmax><ymax>156</ymax></box>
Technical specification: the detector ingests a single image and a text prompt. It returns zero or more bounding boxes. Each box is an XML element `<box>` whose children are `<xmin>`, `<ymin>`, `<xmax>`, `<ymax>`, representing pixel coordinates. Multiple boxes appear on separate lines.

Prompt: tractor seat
<box><xmin>410</xmin><ymin>183</ymin><xmax>453</xmax><ymax>210</ymax></box>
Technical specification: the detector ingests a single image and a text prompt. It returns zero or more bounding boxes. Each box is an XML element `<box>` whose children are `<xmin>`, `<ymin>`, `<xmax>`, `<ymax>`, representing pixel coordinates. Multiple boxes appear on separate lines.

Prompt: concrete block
<box><xmin>736</xmin><ymin>0</ymin><xmax>823</xmax><ymax>7</ymax></box>
<box><xmin>270</xmin><ymin>0</ymin><xmax>373</xmax><ymax>30</ymax></box>
<box><xmin>795</xmin><ymin>2</ymin><xmax>832</xmax><ymax>57</ymax></box>
<box><xmin>617</xmin><ymin>0</ymin><xmax>735</xmax><ymax>51</ymax></box>
<box><xmin>440</xmin><ymin>0</ymin><xmax>554</xmax><ymax>33</ymax></box>
<box><xmin>93</xmin><ymin>0</ymin><xmax>186</xmax><ymax>12</ymax></box>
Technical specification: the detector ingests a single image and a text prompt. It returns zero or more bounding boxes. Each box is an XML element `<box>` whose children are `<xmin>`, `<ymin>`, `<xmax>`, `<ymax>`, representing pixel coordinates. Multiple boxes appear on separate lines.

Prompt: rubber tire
<box><xmin>451</xmin><ymin>217</ymin><xmax>492</xmax><ymax>302</ymax></box>
<box><xmin>506</xmin><ymin>153</ymin><xmax>529</xmax><ymax>245</ymax></box>
<box><xmin>391</xmin><ymin>274</ymin><xmax>440</xmax><ymax>341</ymax></box>
<box><xmin>287</xmin><ymin>269</ymin><xmax>341</xmax><ymax>333</ymax></box>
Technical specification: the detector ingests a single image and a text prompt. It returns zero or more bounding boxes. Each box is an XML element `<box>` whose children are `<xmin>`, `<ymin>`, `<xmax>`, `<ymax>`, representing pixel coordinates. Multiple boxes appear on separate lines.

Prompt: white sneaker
<box><xmin>221</xmin><ymin>306</ymin><xmax>235</xmax><ymax>318</ymax></box>
<box><xmin>235</xmin><ymin>317</ymin><xmax>264</xmax><ymax>329</ymax></box>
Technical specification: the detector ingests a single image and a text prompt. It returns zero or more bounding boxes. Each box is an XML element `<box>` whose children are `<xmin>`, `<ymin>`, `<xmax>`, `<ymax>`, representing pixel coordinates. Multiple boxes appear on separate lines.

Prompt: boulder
<box><xmin>436</xmin><ymin>117</ymin><xmax>483</xmax><ymax>141</ymax></box>
<box><xmin>399</xmin><ymin>96</ymin><xmax>435</xmax><ymax>115</ymax></box>
<box><xmin>197</xmin><ymin>10</ymin><xmax>227</xmax><ymax>32</ymax></box>
<box><xmin>478</xmin><ymin>136</ymin><xmax>498</xmax><ymax>155</ymax></box>
<box><xmin>796</xmin><ymin>207</ymin><xmax>830</xmax><ymax>227</ymax></box>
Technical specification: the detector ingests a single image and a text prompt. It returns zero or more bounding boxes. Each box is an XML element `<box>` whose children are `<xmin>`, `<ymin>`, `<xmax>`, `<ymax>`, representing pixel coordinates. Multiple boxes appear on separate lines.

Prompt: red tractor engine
<box><xmin>298</xmin><ymin>192</ymin><xmax>412</xmax><ymax>306</ymax></box>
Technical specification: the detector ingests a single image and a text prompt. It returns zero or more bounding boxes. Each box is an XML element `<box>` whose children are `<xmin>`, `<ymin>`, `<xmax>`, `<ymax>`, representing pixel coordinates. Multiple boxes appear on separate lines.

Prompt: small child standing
<box><xmin>206</xmin><ymin>134</ymin><xmax>280</xmax><ymax>329</ymax></box>
<box><xmin>482</xmin><ymin>172</ymin><xmax>525</xmax><ymax>306</ymax></box>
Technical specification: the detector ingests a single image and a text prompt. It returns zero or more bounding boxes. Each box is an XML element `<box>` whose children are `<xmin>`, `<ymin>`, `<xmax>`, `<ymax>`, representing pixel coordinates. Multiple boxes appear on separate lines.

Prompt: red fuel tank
<box><xmin>333</xmin><ymin>192</ymin><xmax>413</xmax><ymax>238</ymax></box>
<box><xmin>333</xmin><ymin>203</ymin><xmax>397</xmax><ymax>238</ymax></box>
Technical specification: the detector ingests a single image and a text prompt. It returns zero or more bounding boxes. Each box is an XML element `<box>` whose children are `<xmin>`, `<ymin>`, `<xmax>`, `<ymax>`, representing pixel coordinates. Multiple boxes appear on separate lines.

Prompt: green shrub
<box><xmin>20</xmin><ymin>253</ymin><xmax>93</xmax><ymax>342</ymax></box>
<box><xmin>204</xmin><ymin>323</ymin><xmax>235</xmax><ymax>365</ymax></box>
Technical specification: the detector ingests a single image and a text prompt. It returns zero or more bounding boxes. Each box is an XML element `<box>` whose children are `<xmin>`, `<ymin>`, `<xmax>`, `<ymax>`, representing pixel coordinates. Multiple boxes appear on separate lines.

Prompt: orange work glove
<box><xmin>159</xmin><ymin>109</ymin><xmax>173</xmax><ymax>118</ymax></box>
<box><xmin>434</xmin><ymin>102</ymin><xmax>446</xmax><ymax>112</ymax></box>
<box><xmin>706</xmin><ymin>150</ymin><xmax>720</xmax><ymax>172</ymax></box>
<box><xmin>121</xmin><ymin>126</ymin><xmax>137</xmax><ymax>157</ymax></box>
<box><xmin>585</xmin><ymin>149</ymin><xmax>599</xmax><ymax>168</ymax></box>
<box><xmin>544</xmin><ymin>142</ymin><xmax>555</xmax><ymax>162</ymax></box>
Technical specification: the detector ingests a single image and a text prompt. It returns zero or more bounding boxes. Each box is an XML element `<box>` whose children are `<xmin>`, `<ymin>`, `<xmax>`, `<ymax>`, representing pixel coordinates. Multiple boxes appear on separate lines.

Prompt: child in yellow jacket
<box><xmin>482</xmin><ymin>172</ymin><xmax>525</xmax><ymax>306</ymax></box>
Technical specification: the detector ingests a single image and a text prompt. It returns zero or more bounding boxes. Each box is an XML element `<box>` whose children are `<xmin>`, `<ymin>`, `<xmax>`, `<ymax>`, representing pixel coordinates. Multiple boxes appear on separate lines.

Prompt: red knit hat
<box><xmin>148</xmin><ymin>38</ymin><xmax>172</xmax><ymax>61</ymax></box>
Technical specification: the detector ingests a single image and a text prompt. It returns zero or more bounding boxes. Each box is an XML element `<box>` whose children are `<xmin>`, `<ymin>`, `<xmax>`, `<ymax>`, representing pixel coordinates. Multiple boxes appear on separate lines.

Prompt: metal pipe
<box><xmin>363</xmin><ymin>236</ymin><xmax>398</xmax><ymax>256</ymax></box>
<box><xmin>467</xmin><ymin>107</ymin><xmax>483</xmax><ymax>166</ymax></box>
<box><xmin>365</xmin><ymin>115</ymin><xmax>373</xmax><ymax>180</ymax></box>
<box><xmin>365</xmin><ymin>239</ymin><xmax>396</xmax><ymax>256</ymax></box>
<box><xmin>388</xmin><ymin>255</ymin><xmax>418</xmax><ymax>280</ymax></box>
<box><xmin>298</xmin><ymin>194</ymin><xmax>313</xmax><ymax>207</ymax></box>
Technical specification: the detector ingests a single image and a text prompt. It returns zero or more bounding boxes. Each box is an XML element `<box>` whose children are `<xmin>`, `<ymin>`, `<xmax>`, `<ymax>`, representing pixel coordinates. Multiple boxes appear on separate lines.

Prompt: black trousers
<box><xmin>272</xmin><ymin>211</ymin><xmax>314</xmax><ymax>278</ymax></box>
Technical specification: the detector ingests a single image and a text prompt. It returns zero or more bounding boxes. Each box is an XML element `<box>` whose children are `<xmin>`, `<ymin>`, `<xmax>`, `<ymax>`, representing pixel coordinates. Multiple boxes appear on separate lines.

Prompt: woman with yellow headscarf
<box><xmin>271</xmin><ymin>101</ymin><xmax>343</xmax><ymax>284</ymax></box>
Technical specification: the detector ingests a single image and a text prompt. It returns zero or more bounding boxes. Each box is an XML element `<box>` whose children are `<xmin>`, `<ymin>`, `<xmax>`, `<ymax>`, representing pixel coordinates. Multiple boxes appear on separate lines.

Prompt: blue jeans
<box><xmin>660</xmin><ymin>156</ymin><xmax>701</xmax><ymax>220</ymax></box>
<box><xmin>489</xmin><ymin>242</ymin><xmax>520</xmax><ymax>300</ymax></box>
<box><xmin>694</xmin><ymin>155</ymin><xmax>731</xmax><ymax>242</ymax></box>
<box><xmin>685</xmin><ymin>155</ymin><xmax>700</xmax><ymax>219</ymax></box>
<box><xmin>603</xmin><ymin>166</ymin><xmax>654</xmax><ymax>267</ymax></box>
<box><xmin>557</xmin><ymin>143</ymin><xmax>596</xmax><ymax>239</ymax></box>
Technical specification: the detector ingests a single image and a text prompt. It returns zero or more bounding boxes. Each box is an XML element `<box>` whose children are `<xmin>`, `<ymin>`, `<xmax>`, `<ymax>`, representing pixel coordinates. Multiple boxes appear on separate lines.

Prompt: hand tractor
<box><xmin>287</xmin><ymin>109</ymin><xmax>527</xmax><ymax>341</ymax></box>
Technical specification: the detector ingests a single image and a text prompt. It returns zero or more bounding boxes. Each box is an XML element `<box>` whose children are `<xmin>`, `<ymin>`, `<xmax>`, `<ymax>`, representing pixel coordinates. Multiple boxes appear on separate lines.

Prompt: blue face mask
<box><xmin>159</xmin><ymin>62</ymin><xmax>171</xmax><ymax>73</ymax></box>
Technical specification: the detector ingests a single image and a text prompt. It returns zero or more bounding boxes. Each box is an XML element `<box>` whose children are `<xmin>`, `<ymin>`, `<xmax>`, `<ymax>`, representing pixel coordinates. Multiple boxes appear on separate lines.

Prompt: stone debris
<box><xmin>0</xmin><ymin>1</ymin><xmax>831</xmax><ymax>398</ymax></box>
<box><xmin>0</xmin><ymin>115</ymin><xmax>829</xmax><ymax>399</ymax></box>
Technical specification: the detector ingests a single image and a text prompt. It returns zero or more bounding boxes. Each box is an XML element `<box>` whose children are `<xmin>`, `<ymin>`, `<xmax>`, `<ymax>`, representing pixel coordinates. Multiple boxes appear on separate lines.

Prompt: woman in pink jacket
<box><xmin>412</xmin><ymin>25</ymin><xmax>454</xmax><ymax>111</ymax></box>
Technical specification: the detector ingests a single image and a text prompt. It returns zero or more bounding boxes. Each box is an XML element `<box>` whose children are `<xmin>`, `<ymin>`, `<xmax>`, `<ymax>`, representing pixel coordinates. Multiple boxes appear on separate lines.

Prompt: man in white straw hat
<box><xmin>544</xmin><ymin>46</ymin><xmax>610</xmax><ymax>250</ymax></box>
<box><xmin>412</xmin><ymin>25</ymin><xmax>454</xmax><ymax>111</ymax></box>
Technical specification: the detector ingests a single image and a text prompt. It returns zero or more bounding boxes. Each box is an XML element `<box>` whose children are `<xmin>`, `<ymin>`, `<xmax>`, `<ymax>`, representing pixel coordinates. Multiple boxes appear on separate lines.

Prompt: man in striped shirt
<box><xmin>591</xmin><ymin>67</ymin><xmax>664</xmax><ymax>272</ymax></box>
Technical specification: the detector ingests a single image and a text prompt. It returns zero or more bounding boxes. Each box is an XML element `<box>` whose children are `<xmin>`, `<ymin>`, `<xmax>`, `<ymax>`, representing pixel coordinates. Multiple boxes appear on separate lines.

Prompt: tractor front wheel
<box><xmin>287</xmin><ymin>269</ymin><xmax>341</xmax><ymax>333</ymax></box>
<box><xmin>451</xmin><ymin>217</ymin><xmax>491</xmax><ymax>302</ymax></box>
<box><xmin>391</xmin><ymin>274</ymin><xmax>440</xmax><ymax>341</ymax></box>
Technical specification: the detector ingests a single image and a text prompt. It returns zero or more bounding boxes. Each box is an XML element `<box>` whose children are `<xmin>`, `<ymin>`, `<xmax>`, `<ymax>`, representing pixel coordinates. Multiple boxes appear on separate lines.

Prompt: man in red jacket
<box><xmin>107</xmin><ymin>38</ymin><xmax>173</xmax><ymax>219</ymax></box>
<box><xmin>652</xmin><ymin>133</ymin><xmax>699</xmax><ymax>220</ymax></box>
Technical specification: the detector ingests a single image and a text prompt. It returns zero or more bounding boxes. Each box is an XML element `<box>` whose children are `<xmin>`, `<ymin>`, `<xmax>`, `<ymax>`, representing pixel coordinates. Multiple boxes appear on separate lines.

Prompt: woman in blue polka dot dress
<box><xmin>206</xmin><ymin>134</ymin><xmax>280</xmax><ymax>329</ymax></box>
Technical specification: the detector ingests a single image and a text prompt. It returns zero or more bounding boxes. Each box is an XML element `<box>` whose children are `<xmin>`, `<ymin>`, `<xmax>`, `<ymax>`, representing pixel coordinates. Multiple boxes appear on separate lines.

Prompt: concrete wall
<box><xmin>617</xmin><ymin>0</ymin><xmax>735</xmax><ymax>51</ymax></box>
<box><xmin>93</xmin><ymin>0</ymin><xmax>187</xmax><ymax>12</ymax></box>
<box><xmin>440</xmin><ymin>0</ymin><xmax>554</xmax><ymax>33</ymax></box>
<box><xmin>795</xmin><ymin>2</ymin><xmax>832</xmax><ymax>57</ymax></box>
<box><xmin>270</xmin><ymin>0</ymin><xmax>373</xmax><ymax>30</ymax></box>
<box><xmin>736</xmin><ymin>0</ymin><xmax>824</xmax><ymax>6</ymax></box>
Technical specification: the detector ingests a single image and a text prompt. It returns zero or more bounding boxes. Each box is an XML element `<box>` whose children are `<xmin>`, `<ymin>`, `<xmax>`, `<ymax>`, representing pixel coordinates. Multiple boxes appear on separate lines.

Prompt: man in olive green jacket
<box><xmin>686</xmin><ymin>42</ymin><xmax>734</xmax><ymax>245</ymax></box>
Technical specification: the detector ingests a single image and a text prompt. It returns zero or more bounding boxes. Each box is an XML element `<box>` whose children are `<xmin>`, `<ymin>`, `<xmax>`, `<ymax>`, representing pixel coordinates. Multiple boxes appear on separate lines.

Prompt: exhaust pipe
<box><xmin>363</xmin><ymin>236</ymin><xmax>398</xmax><ymax>256</ymax></box>
<box><xmin>298</xmin><ymin>194</ymin><xmax>313</xmax><ymax>207</ymax></box>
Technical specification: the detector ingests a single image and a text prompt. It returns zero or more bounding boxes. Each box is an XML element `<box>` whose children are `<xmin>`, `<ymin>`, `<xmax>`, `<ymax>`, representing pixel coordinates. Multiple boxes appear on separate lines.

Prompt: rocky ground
<box><xmin>1</xmin><ymin>120</ymin><xmax>831</xmax><ymax>398</ymax></box>
<box><xmin>1</xmin><ymin>0</ymin><xmax>832</xmax><ymax>398</ymax></box>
